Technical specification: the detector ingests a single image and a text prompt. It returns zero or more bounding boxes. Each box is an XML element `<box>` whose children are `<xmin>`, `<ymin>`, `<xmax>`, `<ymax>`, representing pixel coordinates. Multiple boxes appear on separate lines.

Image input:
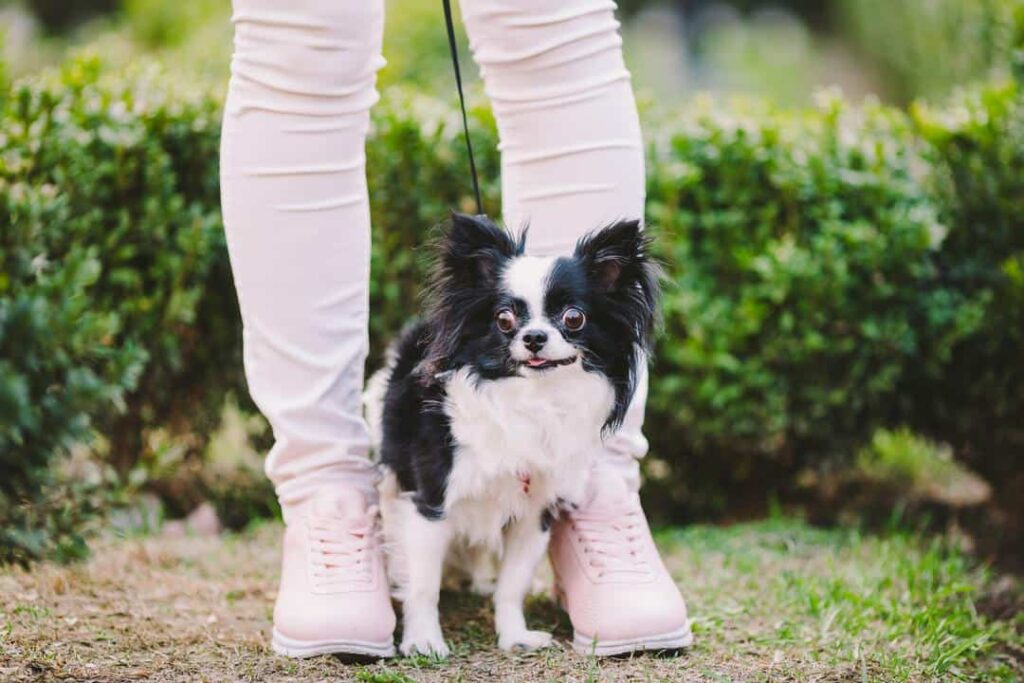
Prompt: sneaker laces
<box><xmin>571</xmin><ymin>504</ymin><xmax>654</xmax><ymax>580</ymax></box>
<box><xmin>307</xmin><ymin>505</ymin><xmax>379</xmax><ymax>591</ymax></box>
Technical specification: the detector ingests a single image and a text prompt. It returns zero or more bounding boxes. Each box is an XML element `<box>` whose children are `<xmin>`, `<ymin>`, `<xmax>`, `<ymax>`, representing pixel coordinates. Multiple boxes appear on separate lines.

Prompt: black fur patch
<box><xmin>540</xmin><ymin>508</ymin><xmax>556</xmax><ymax>532</ymax></box>
<box><xmin>421</xmin><ymin>213</ymin><xmax>526</xmax><ymax>380</ymax></box>
<box><xmin>378</xmin><ymin>322</ymin><xmax>453</xmax><ymax>519</ymax></box>
<box><xmin>556</xmin><ymin>219</ymin><xmax>660</xmax><ymax>430</ymax></box>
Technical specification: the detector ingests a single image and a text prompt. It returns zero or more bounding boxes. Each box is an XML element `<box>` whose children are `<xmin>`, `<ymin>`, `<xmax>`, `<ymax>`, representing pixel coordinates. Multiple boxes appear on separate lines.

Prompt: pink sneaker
<box><xmin>271</xmin><ymin>489</ymin><xmax>396</xmax><ymax>659</ymax></box>
<box><xmin>549</xmin><ymin>469</ymin><xmax>694</xmax><ymax>656</ymax></box>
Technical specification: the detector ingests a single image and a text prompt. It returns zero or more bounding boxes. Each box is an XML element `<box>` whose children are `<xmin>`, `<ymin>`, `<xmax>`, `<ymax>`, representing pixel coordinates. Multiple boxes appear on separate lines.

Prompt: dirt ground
<box><xmin>1</xmin><ymin>519</ymin><xmax>1019</xmax><ymax>682</ymax></box>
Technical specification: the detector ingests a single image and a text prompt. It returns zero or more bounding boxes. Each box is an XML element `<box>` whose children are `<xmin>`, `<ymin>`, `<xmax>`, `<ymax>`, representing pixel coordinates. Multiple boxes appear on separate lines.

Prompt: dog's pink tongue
<box><xmin>527</xmin><ymin>358</ymin><xmax>547</xmax><ymax>367</ymax></box>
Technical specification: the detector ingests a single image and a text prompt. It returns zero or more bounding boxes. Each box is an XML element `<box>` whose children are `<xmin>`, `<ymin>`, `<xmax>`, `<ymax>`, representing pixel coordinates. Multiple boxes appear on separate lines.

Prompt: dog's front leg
<box><xmin>494</xmin><ymin>512</ymin><xmax>553</xmax><ymax>651</ymax></box>
<box><xmin>399</xmin><ymin>510</ymin><xmax>452</xmax><ymax>657</ymax></box>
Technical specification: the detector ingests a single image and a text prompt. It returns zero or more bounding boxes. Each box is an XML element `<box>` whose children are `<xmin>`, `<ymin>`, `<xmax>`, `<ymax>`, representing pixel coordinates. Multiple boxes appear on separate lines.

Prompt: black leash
<box><xmin>442</xmin><ymin>0</ymin><xmax>483</xmax><ymax>215</ymax></box>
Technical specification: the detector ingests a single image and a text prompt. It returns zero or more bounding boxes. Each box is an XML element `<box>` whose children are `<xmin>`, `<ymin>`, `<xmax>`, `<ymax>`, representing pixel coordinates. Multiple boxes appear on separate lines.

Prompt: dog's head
<box><xmin>423</xmin><ymin>213</ymin><xmax>659</xmax><ymax>430</ymax></box>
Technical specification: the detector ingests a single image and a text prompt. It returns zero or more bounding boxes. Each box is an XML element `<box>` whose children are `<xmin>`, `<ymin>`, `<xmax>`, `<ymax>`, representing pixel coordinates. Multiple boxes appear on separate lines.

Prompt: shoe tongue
<box><xmin>583</xmin><ymin>467</ymin><xmax>631</xmax><ymax>510</ymax></box>
<box><xmin>311</xmin><ymin>490</ymin><xmax>367</xmax><ymax>521</ymax></box>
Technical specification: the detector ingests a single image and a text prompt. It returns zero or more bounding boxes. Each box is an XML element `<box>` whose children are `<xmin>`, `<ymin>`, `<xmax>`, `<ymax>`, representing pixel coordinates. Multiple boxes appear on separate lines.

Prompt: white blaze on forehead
<box><xmin>502</xmin><ymin>256</ymin><xmax>556</xmax><ymax>321</ymax></box>
<box><xmin>502</xmin><ymin>255</ymin><xmax>577</xmax><ymax>364</ymax></box>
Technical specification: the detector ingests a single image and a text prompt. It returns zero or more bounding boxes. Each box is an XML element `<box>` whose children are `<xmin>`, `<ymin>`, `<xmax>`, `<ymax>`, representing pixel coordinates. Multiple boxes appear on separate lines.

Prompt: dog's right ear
<box><xmin>442</xmin><ymin>213</ymin><xmax>523</xmax><ymax>287</ymax></box>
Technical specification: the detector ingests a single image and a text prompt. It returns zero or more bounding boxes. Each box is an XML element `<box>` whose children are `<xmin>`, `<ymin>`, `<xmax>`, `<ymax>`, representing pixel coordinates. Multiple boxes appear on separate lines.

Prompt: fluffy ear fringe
<box><xmin>575</xmin><ymin>219</ymin><xmax>661</xmax><ymax>348</ymax></box>
<box><xmin>419</xmin><ymin>213</ymin><xmax>525</xmax><ymax>380</ymax></box>
<box><xmin>442</xmin><ymin>212</ymin><xmax>525</xmax><ymax>286</ymax></box>
<box><xmin>575</xmin><ymin>220</ymin><xmax>663</xmax><ymax>432</ymax></box>
<box><xmin>574</xmin><ymin>219</ymin><xmax>643</xmax><ymax>291</ymax></box>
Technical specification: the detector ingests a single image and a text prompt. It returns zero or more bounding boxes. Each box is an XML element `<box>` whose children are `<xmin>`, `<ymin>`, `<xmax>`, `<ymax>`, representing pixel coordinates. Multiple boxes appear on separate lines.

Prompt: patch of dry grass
<box><xmin>1</xmin><ymin>519</ymin><xmax>1019</xmax><ymax>682</ymax></box>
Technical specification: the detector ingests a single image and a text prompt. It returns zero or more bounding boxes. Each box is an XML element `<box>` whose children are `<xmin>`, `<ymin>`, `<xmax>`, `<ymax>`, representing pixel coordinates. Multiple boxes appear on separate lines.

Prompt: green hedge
<box><xmin>905</xmin><ymin>82</ymin><xmax>1024</xmax><ymax>491</ymax></box>
<box><xmin>2</xmin><ymin>56</ymin><xmax>1021</xmax><ymax>559</ymax></box>
<box><xmin>0</xmin><ymin>58</ymin><xmax>240</xmax><ymax>562</ymax></box>
<box><xmin>641</xmin><ymin>98</ymin><xmax>979</xmax><ymax>515</ymax></box>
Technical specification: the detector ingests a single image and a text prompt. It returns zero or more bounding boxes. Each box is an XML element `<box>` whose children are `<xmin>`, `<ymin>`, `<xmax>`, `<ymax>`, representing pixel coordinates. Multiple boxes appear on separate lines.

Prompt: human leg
<box><xmin>220</xmin><ymin>0</ymin><xmax>394</xmax><ymax>656</ymax></box>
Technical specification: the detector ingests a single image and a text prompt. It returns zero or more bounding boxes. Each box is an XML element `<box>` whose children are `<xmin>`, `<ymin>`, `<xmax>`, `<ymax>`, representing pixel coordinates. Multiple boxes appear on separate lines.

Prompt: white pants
<box><xmin>220</xmin><ymin>0</ymin><xmax>648</xmax><ymax>523</ymax></box>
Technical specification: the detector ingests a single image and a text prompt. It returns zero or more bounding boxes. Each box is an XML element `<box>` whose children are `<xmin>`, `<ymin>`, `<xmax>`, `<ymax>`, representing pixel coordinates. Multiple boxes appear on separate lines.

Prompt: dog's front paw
<box><xmin>498</xmin><ymin>629</ymin><xmax>554</xmax><ymax>652</ymax></box>
<box><xmin>400</xmin><ymin>625</ymin><xmax>450</xmax><ymax>658</ymax></box>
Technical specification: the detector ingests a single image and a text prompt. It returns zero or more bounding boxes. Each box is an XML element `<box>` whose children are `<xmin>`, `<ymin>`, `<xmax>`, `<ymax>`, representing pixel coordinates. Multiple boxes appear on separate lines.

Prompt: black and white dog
<box><xmin>365</xmin><ymin>213</ymin><xmax>659</xmax><ymax>656</ymax></box>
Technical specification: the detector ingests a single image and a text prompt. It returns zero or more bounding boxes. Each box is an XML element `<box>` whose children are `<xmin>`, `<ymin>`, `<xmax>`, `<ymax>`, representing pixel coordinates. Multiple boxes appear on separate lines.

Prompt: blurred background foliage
<box><xmin>3</xmin><ymin>0</ymin><xmax>1023</xmax><ymax>104</ymax></box>
<box><xmin>1</xmin><ymin>0</ymin><xmax>1022</xmax><ymax>565</ymax></box>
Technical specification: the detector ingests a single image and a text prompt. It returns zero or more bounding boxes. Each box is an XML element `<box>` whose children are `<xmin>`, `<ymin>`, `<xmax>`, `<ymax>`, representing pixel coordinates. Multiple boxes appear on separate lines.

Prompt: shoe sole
<box><xmin>571</xmin><ymin>622</ymin><xmax>695</xmax><ymax>657</ymax></box>
<box><xmin>271</xmin><ymin>628</ymin><xmax>396</xmax><ymax>659</ymax></box>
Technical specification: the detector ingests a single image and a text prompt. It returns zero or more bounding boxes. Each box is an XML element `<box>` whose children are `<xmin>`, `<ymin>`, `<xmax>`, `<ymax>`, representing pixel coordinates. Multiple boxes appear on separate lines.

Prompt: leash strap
<box><xmin>442</xmin><ymin>0</ymin><xmax>483</xmax><ymax>215</ymax></box>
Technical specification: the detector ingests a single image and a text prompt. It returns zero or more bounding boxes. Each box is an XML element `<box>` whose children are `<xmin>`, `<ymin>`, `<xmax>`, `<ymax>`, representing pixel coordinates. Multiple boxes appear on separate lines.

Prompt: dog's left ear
<box><xmin>574</xmin><ymin>219</ymin><xmax>653</xmax><ymax>294</ymax></box>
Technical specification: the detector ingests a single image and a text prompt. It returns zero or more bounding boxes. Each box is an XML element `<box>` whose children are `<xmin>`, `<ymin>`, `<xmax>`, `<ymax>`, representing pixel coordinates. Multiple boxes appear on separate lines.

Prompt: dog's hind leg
<box><xmin>494</xmin><ymin>513</ymin><xmax>554</xmax><ymax>651</ymax></box>
<box><xmin>397</xmin><ymin>506</ymin><xmax>452</xmax><ymax>657</ymax></box>
<box><xmin>467</xmin><ymin>544</ymin><xmax>498</xmax><ymax>596</ymax></box>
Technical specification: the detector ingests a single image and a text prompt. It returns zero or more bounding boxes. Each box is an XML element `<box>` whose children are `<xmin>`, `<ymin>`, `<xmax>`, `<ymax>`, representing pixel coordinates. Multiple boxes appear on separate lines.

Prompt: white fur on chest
<box><xmin>441</xmin><ymin>363</ymin><xmax>613</xmax><ymax>548</ymax></box>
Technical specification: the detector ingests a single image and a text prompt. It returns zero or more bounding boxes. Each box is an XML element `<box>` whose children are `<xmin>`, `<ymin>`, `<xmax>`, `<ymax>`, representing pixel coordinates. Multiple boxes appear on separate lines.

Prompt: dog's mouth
<box><xmin>520</xmin><ymin>356</ymin><xmax>577</xmax><ymax>371</ymax></box>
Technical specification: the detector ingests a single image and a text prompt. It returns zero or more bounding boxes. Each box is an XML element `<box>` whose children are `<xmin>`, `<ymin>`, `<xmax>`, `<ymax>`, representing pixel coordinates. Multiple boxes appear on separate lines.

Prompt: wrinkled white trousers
<box><xmin>220</xmin><ymin>0</ymin><xmax>648</xmax><ymax>522</ymax></box>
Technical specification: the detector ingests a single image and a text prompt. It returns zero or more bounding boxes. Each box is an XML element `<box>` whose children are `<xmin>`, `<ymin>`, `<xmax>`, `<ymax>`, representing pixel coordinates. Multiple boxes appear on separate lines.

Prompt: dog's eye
<box><xmin>562</xmin><ymin>307</ymin><xmax>586</xmax><ymax>331</ymax></box>
<box><xmin>496</xmin><ymin>308</ymin><xmax>517</xmax><ymax>333</ymax></box>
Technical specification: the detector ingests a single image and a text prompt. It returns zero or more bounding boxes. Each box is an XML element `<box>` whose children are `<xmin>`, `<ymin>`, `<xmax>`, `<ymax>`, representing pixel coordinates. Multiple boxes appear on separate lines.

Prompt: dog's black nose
<box><xmin>522</xmin><ymin>330</ymin><xmax>548</xmax><ymax>352</ymax></box>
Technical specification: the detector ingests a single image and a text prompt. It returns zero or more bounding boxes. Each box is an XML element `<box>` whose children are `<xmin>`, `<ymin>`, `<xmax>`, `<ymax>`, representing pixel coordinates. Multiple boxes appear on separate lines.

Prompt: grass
<box><xmin>0</xmin><ymin>518</ymin><xmax>1019</xmax><ymax>682</ymax></box>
